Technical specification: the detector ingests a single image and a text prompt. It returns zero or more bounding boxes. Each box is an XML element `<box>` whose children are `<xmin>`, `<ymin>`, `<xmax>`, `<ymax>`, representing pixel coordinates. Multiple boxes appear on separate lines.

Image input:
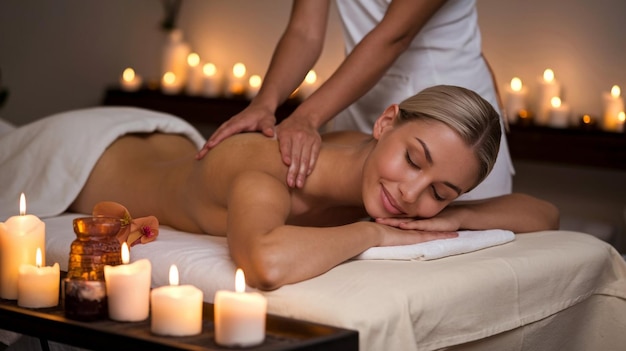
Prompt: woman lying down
<box><xmin>5</xmin><ymin>85</ymin><xmax>559</xmax><ymax>290</ymax></box>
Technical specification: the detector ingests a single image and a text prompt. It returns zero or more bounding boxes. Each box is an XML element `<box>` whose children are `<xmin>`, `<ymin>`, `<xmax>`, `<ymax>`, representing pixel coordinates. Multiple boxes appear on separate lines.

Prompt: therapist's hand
<box><xmin>275</xmin><ymin>115</ymin><xmax>322</xmax><ymax>188</ymax></box>
<box><xmin>195</xmin><ymin>104</ymin><xmax>277</xmax><ymax>160</ymax></box>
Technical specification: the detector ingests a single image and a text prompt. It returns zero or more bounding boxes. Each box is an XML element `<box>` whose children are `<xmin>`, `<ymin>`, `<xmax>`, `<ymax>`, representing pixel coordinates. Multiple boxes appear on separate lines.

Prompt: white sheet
<box><xmin>0</xmin><ymin>107</ymin><xmax>205</xmax><ymax>219</ymax></box>
<box><xmin>42</xmin><ymin>214</ymin><xmax>626</xmax><ymax>351</ymax></box>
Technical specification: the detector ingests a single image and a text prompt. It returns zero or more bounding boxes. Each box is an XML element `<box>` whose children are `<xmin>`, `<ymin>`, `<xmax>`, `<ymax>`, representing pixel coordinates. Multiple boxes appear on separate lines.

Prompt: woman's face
<box><xmin>362</xmin><ymin>106</ymin><xmax>480</xmax><ymax>219</ymax></box>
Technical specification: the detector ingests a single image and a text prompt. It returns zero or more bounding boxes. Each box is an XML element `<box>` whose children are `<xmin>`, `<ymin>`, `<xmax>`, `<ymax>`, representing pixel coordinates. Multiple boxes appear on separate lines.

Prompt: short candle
<box><xmin>17</xmin><ymin>248</ymin><xmax>60</xmax><ymax>308</ymax></box>
<box><xmin>214</xmin><ymin>268</ymin><xmax>267</xmax><ymax>347</ymax></box>
<box><xmin>104</xmin><ymin>242</ymin><xmax>151</xmax><ymax>322</ymax></box>
<box><xmin>150</xmin><ymin>264</ymin><xmax>203</xmax><ymax>336</ymax></box>
<box><xmin>119</xmin><ymin>67</ymin><xmax>142</xmax><ymax>92</ymax></box>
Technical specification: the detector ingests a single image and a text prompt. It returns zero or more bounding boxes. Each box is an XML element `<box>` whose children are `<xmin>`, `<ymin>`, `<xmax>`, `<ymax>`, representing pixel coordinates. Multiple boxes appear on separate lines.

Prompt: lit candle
<box><xmin>185</xmin><ymin>53</ymin><xmax>202</xmax><ymax>96</ymax></box>
<box><xmin>226</xmin><ymin>62</ymin><xmax>247</xmax><ymax>97</ymax></box>
<box><xmin>579</xmin><ymin>114</ymin><xmax>597</xmax><ymax>130</ymax></box>
<box><xmin>214</xmin><ymin>268</ymin><xmax>267</xmax><ymax>347</ymax></box>
<box><xmin>297</xmin><ymin>70</ymin><xmax>318</xmax><ymax>100</ymax></box>
<box><xmin>161</xmin><ymin>71</ymin><xmax>182</xmax><ymax>95</ymax></box>
<box><xmin>150</xmin><ymin>264</ymin><xmax>203</xmax><ymax>336</ymax></box>
<box><xmin>504</xmin><ymin>77</ymin><xmax>528</xmax><ymax>125</ymax></box>
<box><xmin>104</xmin><ymin>242</ymin><xmax>151</xmax><ymax>322</ymax></box>
<box><xmin>601</xmin><ymin>85</ymin><xmax>624</xmax><ymax>132</ymax></box>
<box><xmin>119</xmin><ymin>67</ymin><xmax>142</xmax><ymax>92</ymax></box>
<box><xmin>0</xmin><ymin>193</ymin><xmax>46</xmax><ymax>300</ymax></box>
<box><xmin>201</xmin><ymin>62</ymin><xmax>221</xmax><ymax>98</ymax></box>
<box><xmin>17</xmin><ymin>248</ymin><xmax>59</xmax><ymax>308</ymax></box>
<box><xmin>617</xmin><ymin>111</ymin><xmax>625</xmax><ymax>133</ymax></box>
<box><xmin>548</xmin><ymin>97</ymin><xmax>570</xmax><ymax>128</ymax></box>
<box><xmin>535</xmin><ymin>69</ymin><xmax>561</xmax><ymax>126</ymax></box>
<box><xmin>246</xmin><ymin>74</ymin><xmax>262</xmax><ymax>99</ymax></box>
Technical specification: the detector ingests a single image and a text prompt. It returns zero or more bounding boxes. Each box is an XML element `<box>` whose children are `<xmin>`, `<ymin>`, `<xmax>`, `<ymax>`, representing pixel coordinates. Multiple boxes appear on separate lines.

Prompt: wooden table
<box><xmin>0</xmin><ymin>298</ymin><xmax>358</xmax><ymax>351</ymax></box>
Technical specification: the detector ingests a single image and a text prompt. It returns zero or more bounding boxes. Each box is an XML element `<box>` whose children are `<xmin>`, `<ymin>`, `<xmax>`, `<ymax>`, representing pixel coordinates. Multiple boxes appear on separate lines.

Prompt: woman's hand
<box><xmin>196</xmin><ymin>104</ymin><xmax>277</xmax><ymax>159</ymax></box>
<box><xmin>375</xmin><ymin>206</ymin><xmax>465</xmax><ymax>233</ymax></box>
<box><xmin>373</xmin><ymin>221</ymin><xmax>458</xmax><ymax>247</ymax></box>
<box><xmin>275</xmin><ymin>115</ymin><xmax>322</xmax><ymax>188</ymax></box>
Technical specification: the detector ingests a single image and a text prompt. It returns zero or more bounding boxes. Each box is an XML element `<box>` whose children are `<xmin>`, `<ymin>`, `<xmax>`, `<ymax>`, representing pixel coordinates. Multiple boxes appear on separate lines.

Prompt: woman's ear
<box><xmin>372</xmin><ymin>104</ymin><xmax>400</xmax><ymax>140</ymax></box>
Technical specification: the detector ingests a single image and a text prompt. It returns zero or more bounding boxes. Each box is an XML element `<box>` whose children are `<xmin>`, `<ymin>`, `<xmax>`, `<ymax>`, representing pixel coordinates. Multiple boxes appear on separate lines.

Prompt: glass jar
<box><xmin>64</xmin><ymin>216</ymin><xmax>122</xmax><ymax>321</ymax></box>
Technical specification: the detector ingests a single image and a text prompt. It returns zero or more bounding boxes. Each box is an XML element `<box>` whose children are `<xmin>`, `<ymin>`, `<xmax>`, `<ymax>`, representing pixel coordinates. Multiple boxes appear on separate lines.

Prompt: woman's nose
<box><xmin>398</xmin><ymin>178</ymin><xmax>429</xmax><ymax>204</ymax></box>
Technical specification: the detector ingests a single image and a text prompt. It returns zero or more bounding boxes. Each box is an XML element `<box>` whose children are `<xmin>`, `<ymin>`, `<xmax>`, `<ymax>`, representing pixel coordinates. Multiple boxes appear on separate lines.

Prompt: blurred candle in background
<box><xmin>246</xmin><ymin>75</ymin><xmax>262</xmax><ymax>99</ymax></box>
<box><xmin>297</xmin><ymin>70</ymin><xmax>318</xmax><ymax>100</ymax></box>
<box><xmin>161</xmin><ymin>29</ymin><xmax>190</xmax><ymax>87</ymax></box>
<box><xmin>547</xmin><ymin>96</ymin><xmax>570</xmax><ymax>128</ymax></box>
<box><xmin>504</xmin><ymin>77</ymin><xmax>527</xmax><ymax>125</ymax></box>
<box><xmin>617</xmin><ymin>111</ymin><xmax>625</xmax><ymax>133</ymax></box>
<box><xmin>185</xmin><ymin>53</ymin><xmax>202</xmax><ymax>96</ymax></box>
<box><xmin>161</xmin><ymin>71</ymin><xmax>182</xmax><ymax>95</ymax></box>
<box><xmin>201</xmin><ymin>63</ymin><xmax>221</xmax><ymax>98</ymax></box>
<box><xmin>535</xmin><ymin>68</ymin><xmax>561</xmax><ymax>126</ymax></box>
<box><xmin>119</xmin><ymin>68</ymin><xmax>142</xmax><ymax>92</ymax></box>
<box><xmin>601</xmin><ymin>85</ymin><xmax>624</xmax><ymax>132</ymax></box>
<box><xmin>226</xmin><ymin>62</ymin><xmax>247</xmax><ymax>97</ymax></box>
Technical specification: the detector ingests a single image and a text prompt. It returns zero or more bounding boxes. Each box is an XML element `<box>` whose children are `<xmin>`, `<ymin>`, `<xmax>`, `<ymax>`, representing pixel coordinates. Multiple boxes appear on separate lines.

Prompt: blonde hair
<box><xmin>397</xmin><ymin>85</ymin><xmax>501</xmax><ymax>190</ymax></box>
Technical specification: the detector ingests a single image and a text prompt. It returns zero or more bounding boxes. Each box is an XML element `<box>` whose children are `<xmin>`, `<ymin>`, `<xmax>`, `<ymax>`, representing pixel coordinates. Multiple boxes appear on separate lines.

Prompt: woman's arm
<box><xmin>226</xmin><ymin>171</ymin><xmax>457</xmax><ymax>290</ymax></box>
<box><xmin>377</xmin><ymin>193</ymin><xmax>560</xmax><ymax>234</ymax></box>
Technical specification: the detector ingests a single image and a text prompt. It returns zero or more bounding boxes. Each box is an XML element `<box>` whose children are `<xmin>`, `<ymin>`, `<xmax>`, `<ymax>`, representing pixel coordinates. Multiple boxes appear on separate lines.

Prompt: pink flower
<box><xmin>92</xmin><ymin>201</ymin><xmax>159</xmax><ymax>246</ymax></box>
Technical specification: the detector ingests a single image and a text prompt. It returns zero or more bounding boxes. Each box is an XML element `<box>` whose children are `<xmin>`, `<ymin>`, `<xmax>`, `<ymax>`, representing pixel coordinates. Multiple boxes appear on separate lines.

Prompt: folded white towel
<box><xmin>355</xmin><ymin>229</ymin><xmax>515</xmax><ymax>261</ymax></box>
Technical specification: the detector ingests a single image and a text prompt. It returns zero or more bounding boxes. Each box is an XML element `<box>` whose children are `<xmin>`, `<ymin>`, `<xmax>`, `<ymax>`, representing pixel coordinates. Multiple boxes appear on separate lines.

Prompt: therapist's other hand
<box><xmin>276</xmin><ymin>116</ymin><xmax>321</xmax><ymax>188</ymax></box>
<box><xmin>195</xmin><ymin>105</ymin><xmax>276</xmax><ymax>159</ymax></box>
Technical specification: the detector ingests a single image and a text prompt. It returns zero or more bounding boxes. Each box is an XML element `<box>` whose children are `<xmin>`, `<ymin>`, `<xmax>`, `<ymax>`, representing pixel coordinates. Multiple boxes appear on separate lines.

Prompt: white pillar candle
<box><xmin>225</xmin><ymin>62</ymin><xmax>247</xmax><ymax>97</ymax></box>
<box><xmin>601</xmin><ymin>85</ymin><xmax>624</xmax><ymax>132</ymax></box>
<box><xmin>185</xmin><ymin>53</ymin><xmax>203</xmax><ymax>96</ymax></box>
<box><xmin>119</xmin><ymin>67</ymin><xmax>142</xmax><ymax>92</ymax></box>
<box><xmin>0</xmin><ymin>193</ymin><xmax>46</xmax><ymax>300</ymax></box>
<box><xmin>161</xmin><ymin>29</ymin><xmax>190</xmax><ymax>87</ymax></box>
<box><xmin>17</xmin><ymin>248</ymin><xmax>59</xmax><ymax>308</ymax></box>
<box><xmin>150</xmin><ymin>265</ymin><xmax>203</xmax><ymax>336</ymax></box>
<box><xmin>214</xmin><ymin>268</ymin><xmax>267</xmax><ymax>347</ymax></box>
<box><xmin>246</xmin><ymin>75</ymin><xmax>262</xmax><ymax>100</ymax></box>
<box><xmin>535</xmin><ymin>68</ymin><xmax>561</xmax><ymax>126</ymax></box>
<box><xmin>201</xmin><ymin>63</ymin><xmax>222</xmax><ymax>98</ymax></box>
<box><xmin>161</xmin><ymin>71</ymin><xmax>182</xmax><ymax>95</ymax></box>
<box><xmin>104</xmin><ymin>242</ymin><xmax>151</xmax><ymax>322</ymax></box>
<box><xmin>547</xmin><ymin>97</ymin><xmax>570</xmax><ymax>128</ymax></box>
<box><xmin>297</xmin><ymin>70</ymin><xmax>319</xmax><ymax>100</ymax></box>
<box><xmin>504</xmin><ymin>77</ymin><xmax>527</xmax><ymax>124</ymax></box>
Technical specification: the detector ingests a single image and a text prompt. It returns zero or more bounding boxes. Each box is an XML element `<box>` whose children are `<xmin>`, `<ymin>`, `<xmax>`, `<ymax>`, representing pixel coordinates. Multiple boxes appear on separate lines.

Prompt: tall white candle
<box><xmin>185</xmin><ymin>53</ymin><xmax>203</xmax><ymax>96</ymax></box>
<box><xmin>297</xmin><ymin>70</ymin><xmax>319</xmax><ymax>100</ymax></box>
<box><xmin>161</xmin><ymin>29</ymin><xmax>190</xmax><ymax>87</ymax></box>
<box><xmin>119</xmin><ymin>67</ymin><xmax>142</xmax><ymax>92</ymax></box>
<box><xmin>104</xmin><ymin>242</ymin><xmax>151</xmax><ymax>322</ymax></box>
<box><xmin>0</xmin><ymin>193</ymin><xmax>46</xmax><ymax>299</ymax></box>
<box><xmin>601</xmin><ymin>85</ymin><xmax>624</xmax><ymax>132</ymax></box>
<box><xmin>214</xmin><ymin>268</ymin><xmax>267</xmax><ymax>347</ymax></box>
<box><xmin>535</xmin><ymin>69</ymin><xmax>561</xmax><ymax>126</ymax></box>
<box><xmin>246</xmin><ymin>75</ymin><xmax>262</xmax><ymax>100</ymax></box>
<box><xmin>504</xmin><ymin>77</ymin><xmax>528</xmax><ymax>125</ymax></box>
<box><xmin>201</xmin><ymin>63</ymin><xmax>222</xmax><ymax>98</ymax></box>
<box><xmin>547</xmin><ymin>97</ymin><xmax>570</xmax><ymax>129</ymax></box>
<box><xmin>225</xmin><ymin>62</ymin><xmax>247</xmax><ymax>97</ymax></box>
<box><xmin>17</xmin><ymin>248</ymin><xmax>59</xmax><ymax>308</ymax></box>
<box><xmin>150</xmin><ymin>265</ymin><xmax>203</xmax><ymax>336</ymax></box>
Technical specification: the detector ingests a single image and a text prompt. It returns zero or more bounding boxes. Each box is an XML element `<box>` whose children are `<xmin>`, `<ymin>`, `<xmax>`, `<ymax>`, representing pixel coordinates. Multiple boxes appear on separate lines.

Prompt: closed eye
<box><xmin>405</xmin><ymin>151</ymin><xmax>420</xmax><ymax>169</ymax></box>
<box><xmin>431</xmin><ymin>185</ymin><xmax>446</xmax><ymax>201</ymax></box>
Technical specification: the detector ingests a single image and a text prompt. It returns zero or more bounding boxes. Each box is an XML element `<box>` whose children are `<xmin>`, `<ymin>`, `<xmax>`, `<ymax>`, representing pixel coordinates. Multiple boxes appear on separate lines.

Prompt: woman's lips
<box><xmin>381</xmin><ymin>186</ymin><xmax>404</xmax><ymax>216</ymax></box>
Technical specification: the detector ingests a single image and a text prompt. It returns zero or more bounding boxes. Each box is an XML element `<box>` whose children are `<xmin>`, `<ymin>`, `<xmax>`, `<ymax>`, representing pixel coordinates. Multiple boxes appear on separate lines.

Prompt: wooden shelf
<box><xmin>507</xmin><ymin>124</ymin><xmax>626</xmax><ymax>171</ymax></box>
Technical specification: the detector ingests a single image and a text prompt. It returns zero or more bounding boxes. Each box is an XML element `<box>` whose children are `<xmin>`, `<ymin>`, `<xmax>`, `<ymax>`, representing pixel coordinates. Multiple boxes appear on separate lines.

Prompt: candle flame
<box><xmin>619</xmin><ymin>111</ymin><xmax>625</xmax><ymax>123</ymax></box>
<box><xmin>163</xmin><ymin>71</ymin><xmax>176</xmax><ymax>85</ymax></box>
<box><xmin>187</xmin><ymin>52</ymin><xmax>200</xmax><ymax>67</ymax></box>
<box><xmin>235</xmin><ymin>268</ymin><xmax>245</xmax><ymax>293</ymax></box>
<box><xmin>551</xmin><ymin>96</ymin><xmax>562</xmax><ymax>108</ymax></box>
<box><xmin>510</xmin><ymin>77</ymin><xmax>522</xmax><ymax>92</ymax></box>
<box><xmin>36</xmin><ymin>247</ymin><xmax>42</xmax><ymax>268</ymax></box>
<box><xmin>169</xmin><ymin>264</ymin><xmax>179</xmax><ymax>286</ymax></box>
<box><xmin>19</xmin><ymin>192</ymin><xmax>26</xmax><ymax>215</ymax></box>
<box><xmin>249</xmin><ymin>74</ymin><xmax>262</xmax><ymax>88</ymax></box>
<box><xmin>203</xmin><ymin>63</ymin><xmax>217</xmax><ymax>77</ymax></box>
<box><xmin>122</xmin><ymin>68</ymin><xmax>136</xmax><ymax>82</ymax></box>
<box><xmin>121</xmin><ymin>242</ymin><xmax>130</xmax><ymax>264</ymax></box>
<box><xmin>543</xmin><ymin>69</ymin><xmax>555</xmax><ymax>83</ymax></box>
<box><xmin>582</xmin><ymin>115</ymin><xmax>592</xmax><ymax>124</ymax></box>
<box><xmin>611</xmin><ymin>85</ymin><xmax>621</xmax><ymax>98</ymax></box>
<box><xmin>304</xmin><ymin>70</ymin><xmax>317</xmax><ymax>84</ymax></box>
<box><xmin>233</xmin><ymin>63</ymin><xmax>246</xmax><ymax>78</ymax></box>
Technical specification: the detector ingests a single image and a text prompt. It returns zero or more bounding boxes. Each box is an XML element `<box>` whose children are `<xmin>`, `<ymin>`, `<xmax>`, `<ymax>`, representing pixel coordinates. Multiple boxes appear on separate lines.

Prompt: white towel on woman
<box><xmin>0</xmin><ymin>107</ymin><xmax>205</xmax><ymax>219</ymax></box>
<box><xmin>355</xmin><ymin>229</ymin><xmax>515</xmax><ymax>260</ymax></box>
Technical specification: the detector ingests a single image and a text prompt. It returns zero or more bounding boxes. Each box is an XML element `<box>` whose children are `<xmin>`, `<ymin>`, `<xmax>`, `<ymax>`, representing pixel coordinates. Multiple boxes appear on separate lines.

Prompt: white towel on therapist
<box><xmin>355</xmin><ymin>229</ymin><xmax>515</xmax><ymax>261</ymax></box>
